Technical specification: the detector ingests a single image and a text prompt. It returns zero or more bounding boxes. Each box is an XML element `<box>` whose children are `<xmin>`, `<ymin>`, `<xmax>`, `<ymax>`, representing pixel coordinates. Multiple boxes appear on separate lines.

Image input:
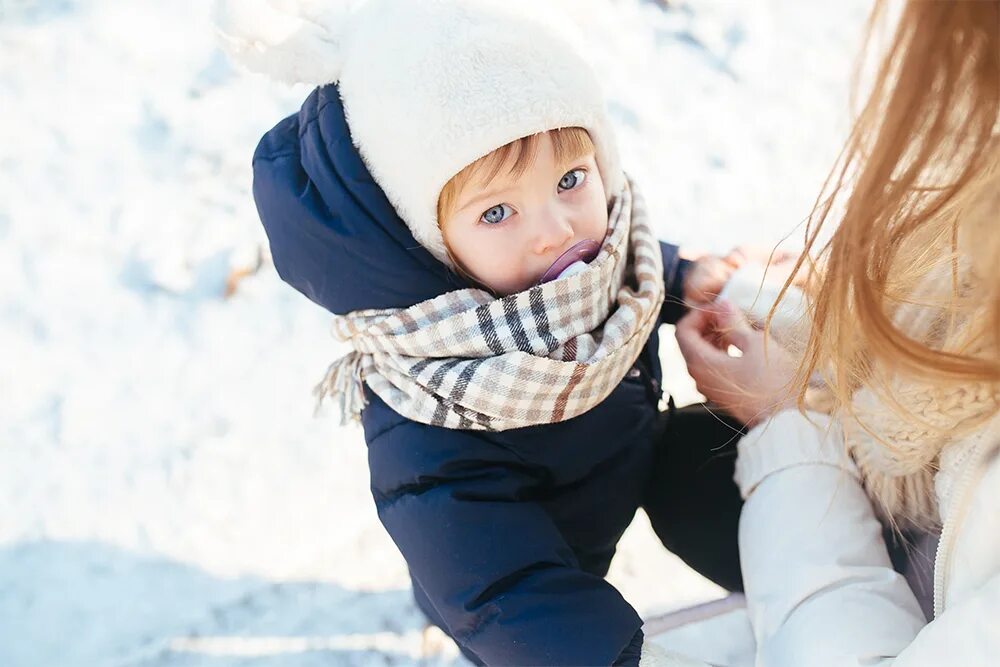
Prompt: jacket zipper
<box><xmin>931</xmin><ymin>436</ymin><xmax>994</xmax><ymax>618</ymax></box>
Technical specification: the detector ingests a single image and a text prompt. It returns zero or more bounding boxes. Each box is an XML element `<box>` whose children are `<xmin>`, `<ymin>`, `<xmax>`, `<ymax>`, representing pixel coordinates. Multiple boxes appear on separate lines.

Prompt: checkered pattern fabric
<box><xmin>315</xmin><ymin>178</ymin><xmax>665</xmax><ymax>431</ymax></box>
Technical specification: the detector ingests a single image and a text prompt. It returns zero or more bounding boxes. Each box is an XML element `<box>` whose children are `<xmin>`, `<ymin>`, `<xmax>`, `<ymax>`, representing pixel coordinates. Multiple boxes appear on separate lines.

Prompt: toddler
<box><xmin>218</xmin><ymin>1</ymin><xmax>743</xmax><ymax>664</ymax></box>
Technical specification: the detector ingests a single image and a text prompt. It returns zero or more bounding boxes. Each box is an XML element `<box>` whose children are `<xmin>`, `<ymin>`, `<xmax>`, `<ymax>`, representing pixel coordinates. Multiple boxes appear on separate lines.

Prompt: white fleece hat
<box><xmin>215</xmin><ymin>0</ymin><xmax>623</xmax><ymax>269</ymax></box>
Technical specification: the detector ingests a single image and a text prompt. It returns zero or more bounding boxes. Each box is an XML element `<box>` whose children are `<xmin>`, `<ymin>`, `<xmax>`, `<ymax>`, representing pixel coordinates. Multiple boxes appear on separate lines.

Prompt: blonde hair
<box><xmin>435</xmin><ymin>128</ymin><xmax>596</xmax><ymax>282</ymax></box>
<box><xmin>780</xmin><ymin>1</ymin><xmax>1000</xmax><ymax>527</ymax></box>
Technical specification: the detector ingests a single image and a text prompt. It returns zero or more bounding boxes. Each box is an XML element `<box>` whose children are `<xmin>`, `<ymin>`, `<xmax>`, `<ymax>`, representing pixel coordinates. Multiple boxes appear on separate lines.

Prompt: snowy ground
<box><xmin>1</xmin><ymin>1</ymin><xmax>869</xmax><ymax>665</ymax></box>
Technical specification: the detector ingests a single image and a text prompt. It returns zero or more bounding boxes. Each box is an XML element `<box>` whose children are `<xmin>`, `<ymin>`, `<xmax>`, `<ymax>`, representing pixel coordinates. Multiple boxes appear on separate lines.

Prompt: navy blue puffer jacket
<box><xmin>252</xmin><ymin>85</ymin><xmax>690</xmax><ymax>666</ymax></box>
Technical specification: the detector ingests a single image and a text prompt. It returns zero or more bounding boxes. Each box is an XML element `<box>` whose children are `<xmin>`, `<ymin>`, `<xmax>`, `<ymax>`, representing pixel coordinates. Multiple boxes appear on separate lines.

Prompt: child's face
<box><xmin>440</xmin><ymin>133</ymin><xmax>609</xmax><ymax>295</ymax></box>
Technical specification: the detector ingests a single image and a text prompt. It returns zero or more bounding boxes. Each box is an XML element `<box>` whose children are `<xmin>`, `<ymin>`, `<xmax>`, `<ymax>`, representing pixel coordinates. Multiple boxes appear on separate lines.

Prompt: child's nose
<box><xmin>532</xmin><ymin>210</ymin><xmax>575</xmax><ymax>256</ymax></box>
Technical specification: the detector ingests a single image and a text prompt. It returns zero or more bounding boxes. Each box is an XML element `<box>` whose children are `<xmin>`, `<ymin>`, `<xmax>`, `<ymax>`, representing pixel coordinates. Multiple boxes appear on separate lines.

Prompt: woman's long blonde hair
<box><xmin>784</xmin><ymin>0</ymin><xmax>999</xmax><ymax>526</ymax></box>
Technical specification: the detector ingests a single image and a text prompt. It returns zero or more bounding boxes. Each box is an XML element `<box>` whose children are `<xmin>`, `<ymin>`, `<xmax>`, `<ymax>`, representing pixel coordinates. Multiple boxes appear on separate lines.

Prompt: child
<box><xmin>218</xmin><ymin>1</ymin><xmax>740</xmax><ymax>664</ymax></box>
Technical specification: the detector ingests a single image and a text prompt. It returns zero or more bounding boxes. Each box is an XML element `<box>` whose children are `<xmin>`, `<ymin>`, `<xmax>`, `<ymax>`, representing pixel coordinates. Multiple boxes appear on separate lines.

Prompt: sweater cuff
<box><xmin>733</xmin><ymin>409</ymin><xmax>859</xmax><ymax>499</ymax></box>
<box><xmin>639</xmin><ymin>640</ymin><xmax>713</xmax><ymax>667</ymax></box>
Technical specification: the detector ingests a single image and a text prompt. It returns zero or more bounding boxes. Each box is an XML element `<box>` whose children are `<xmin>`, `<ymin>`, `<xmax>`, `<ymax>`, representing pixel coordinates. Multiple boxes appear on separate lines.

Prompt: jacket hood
<box><xmin>252</xmin><ymin>84</ymin><xmax>466</xmax><ymax>314</ymax></box>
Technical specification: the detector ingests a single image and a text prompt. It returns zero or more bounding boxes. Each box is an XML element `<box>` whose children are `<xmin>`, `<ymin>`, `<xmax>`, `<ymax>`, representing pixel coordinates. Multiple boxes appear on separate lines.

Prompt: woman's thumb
<box><xmin>712</xmin><ymin>299</ymin><xmax>754</xmax><ymax>350</ymax></box>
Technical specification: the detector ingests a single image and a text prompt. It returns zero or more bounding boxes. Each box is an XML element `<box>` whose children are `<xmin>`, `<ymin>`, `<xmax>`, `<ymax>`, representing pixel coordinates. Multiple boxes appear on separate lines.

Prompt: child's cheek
<box><xmin>587</xmin><ymin>200</ymin><xmax>610</xmax><ymax>242</ymax></box>
<box><xmin>488</xmin><ymin>239</ymin><xmax>532</xmax><ymax>294</ymax></box>
<box><xmin>460</xmin><ymin>241</ymin><xmax>507</xmax><ymax>291</ymax></box>
<box><xmin>582</xmin><ymin>182</ymin><xmax>609</xmax><ymax>241</ymax></box>
<box><xmin>596</xmin><ymin>212</ymin><xmax>610</xmax><ymax>241</ymax></box>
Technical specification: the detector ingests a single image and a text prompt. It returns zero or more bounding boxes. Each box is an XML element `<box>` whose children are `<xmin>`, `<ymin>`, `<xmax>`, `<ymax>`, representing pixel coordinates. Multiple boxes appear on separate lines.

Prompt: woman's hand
<box><xmin>682</xmin><ymin>245</ymin><xmax>803</xmax><ymax>306</ymax></box>
<box><xmin>675</xmin><ymin>299</ymin><xmax>799</xmax><ymax>427</ymax></box>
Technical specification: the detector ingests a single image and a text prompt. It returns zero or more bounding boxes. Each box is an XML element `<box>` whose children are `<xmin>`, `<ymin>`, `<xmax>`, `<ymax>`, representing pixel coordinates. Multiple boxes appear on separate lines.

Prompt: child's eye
<box><xmin>558</xmin><ymin>169</ymin><xmax>587</xmax><ymax>192</ymax></box>
<box><xmin>480</xmin><ymin>203</ymin><xmax>514</xmax><ymax>225</ymax></box>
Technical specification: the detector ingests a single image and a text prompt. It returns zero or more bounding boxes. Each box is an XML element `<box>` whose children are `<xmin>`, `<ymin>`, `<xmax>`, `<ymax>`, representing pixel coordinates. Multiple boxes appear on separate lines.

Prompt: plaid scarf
<box><xmin>315</xmin><ymin>177</ymin><xmax>664</xmax><ymax>431</ymax></box>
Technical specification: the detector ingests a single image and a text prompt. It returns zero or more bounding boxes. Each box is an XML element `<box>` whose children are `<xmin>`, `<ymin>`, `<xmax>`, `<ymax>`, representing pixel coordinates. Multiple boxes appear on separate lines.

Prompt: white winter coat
<box><xmin>733</xmin><ymin>408</ymin><xmax>1000</xmax><ymax>666</ymax></box>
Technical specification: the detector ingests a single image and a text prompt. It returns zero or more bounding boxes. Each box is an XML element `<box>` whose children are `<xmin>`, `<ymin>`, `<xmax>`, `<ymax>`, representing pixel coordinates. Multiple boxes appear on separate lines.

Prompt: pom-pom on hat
<box><xmin>215</xmin><ymin>0</ymin><xmax>623</xmax><ymax>270</ymax></box>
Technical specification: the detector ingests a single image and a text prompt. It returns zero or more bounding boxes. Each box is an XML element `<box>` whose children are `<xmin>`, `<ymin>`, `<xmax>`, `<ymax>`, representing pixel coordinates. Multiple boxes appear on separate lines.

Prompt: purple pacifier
<box><xmin>537</xmin><ymin>239</ymin><xmax>602</xmax><ymax>285</ymax></box>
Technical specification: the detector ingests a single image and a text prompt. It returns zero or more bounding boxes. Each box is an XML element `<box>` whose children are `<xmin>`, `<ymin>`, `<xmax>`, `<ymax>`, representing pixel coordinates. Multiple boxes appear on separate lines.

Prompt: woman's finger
<box><xmin>708</xmin><ymin>300</ymin><xmax>755</xmax><ymax>351</ymax></box>
<box><xmin>675</xmin><ymin>308</ymin><xmax>733</xmax><ymax>369</ymax></box>
<box><xmin>773</xmin><ymin>249</ymin><xmax>798</xmax><ymax>264</ymax></box>
<box><xmin>675</xmin><ymin>306</ymin><xmax>716</xmax><ymax>348</ymax></box>
<box><xmin>726</xmin><ymin>245</ymin><xmax>799</xmax><ymax>269</ymax></box>
<box><xmin>723</xmin><ymin>246</ymin><xmax>747</xmax><ymax>268</ymax></box>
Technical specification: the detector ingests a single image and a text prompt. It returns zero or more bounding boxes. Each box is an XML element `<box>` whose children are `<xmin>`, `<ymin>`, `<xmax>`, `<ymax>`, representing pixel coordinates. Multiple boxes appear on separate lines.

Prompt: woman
<box><xmin>675</xmin><ymin>0</ymin><xmax>999</xmax><ymax>664</ymax></box>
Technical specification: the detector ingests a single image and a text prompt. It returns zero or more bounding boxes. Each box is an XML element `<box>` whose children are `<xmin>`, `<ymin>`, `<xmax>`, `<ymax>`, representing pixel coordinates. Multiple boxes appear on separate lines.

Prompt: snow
<box><xmin>0</xmin><ymin>0</ymin><xmax>869</xmax><ymax>664</ymax></box>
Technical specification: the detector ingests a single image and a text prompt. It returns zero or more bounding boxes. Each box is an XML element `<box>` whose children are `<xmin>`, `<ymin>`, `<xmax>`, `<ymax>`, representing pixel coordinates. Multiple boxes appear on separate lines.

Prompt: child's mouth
<box><xmin>537</xmin><ymin>239</ymin><xmax>601</xmax><ymax>285</ymax></box>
